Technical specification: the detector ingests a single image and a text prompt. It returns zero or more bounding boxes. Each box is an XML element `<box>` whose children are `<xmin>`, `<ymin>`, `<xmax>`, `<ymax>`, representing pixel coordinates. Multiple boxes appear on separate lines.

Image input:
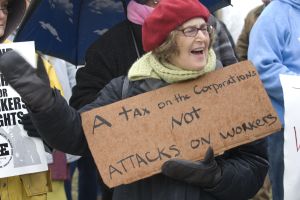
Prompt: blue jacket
<box><xmin>248</xmin><ymin>0</ymin><xmax>300</xmax><ymax>125</ymax></box>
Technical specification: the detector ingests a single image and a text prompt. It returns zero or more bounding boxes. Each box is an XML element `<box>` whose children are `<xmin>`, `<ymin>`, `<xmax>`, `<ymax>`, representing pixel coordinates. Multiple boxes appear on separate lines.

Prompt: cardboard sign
<box><xmin>81</xmin><ymin>61</ymin><xmax>282</xmax><ymax>188</ymax></box>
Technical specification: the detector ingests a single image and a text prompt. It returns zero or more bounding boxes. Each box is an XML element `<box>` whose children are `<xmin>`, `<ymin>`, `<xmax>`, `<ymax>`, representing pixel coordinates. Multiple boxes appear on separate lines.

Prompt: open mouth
<box><xmin>191</xmin><ymin>47</ymin><xmax>204</xmax><ymax>55</ymax></box>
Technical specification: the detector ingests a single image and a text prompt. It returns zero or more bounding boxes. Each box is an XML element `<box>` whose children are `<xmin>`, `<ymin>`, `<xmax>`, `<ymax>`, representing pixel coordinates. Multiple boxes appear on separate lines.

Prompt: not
<box><xmin>171</xmin><ymin>106</ymin><xmax>201</xmax><ymax>129</ymax></box>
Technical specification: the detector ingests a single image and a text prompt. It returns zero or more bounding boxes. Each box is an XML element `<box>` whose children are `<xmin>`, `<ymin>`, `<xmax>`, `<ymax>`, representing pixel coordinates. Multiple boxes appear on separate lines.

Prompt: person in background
<box><xmin>248</xmin><ymin>0</ymin><xmax>300</xmax><ymax>200</ymax></box>
<box><xmin>19</xmin><ymin>55</ymin><xmax>79</xmax><ymax>200</ymax></box>
<box><xmin>23</xmin><ymin>2</ymin><xmax>78</xmax><ymax>197</ymax></box>
<box><xmin>9</xmin><ymin>2</ymin><xmax>72</xmax><ymax>200</ymax></box>
<box><xmin>43</xmin><ymin>55</ymin><xmax>80</xmax><ymax>200</ymax></box>
<box><xmin>0</xmin><ymin>0</ymin><xmax>268</xmax><ymax>199</ymax></box>
<box><xmin>12</xmin><ymin>3</ymin><xmax>76</xmax><ymax>199</ymax></box>
<box><xmin>236</xmin><ymin>2</ymin><xmax>272</xmax><ymax>200</ymax></box>
<box><xmin>44</xmin><ymin>55</ymin><xmax>81</xmax><ymax>200</ymax></box>
<box><xmin>32</xmin><ymin>54</ymin><xmax>68</xmax><ymax>200</ymax></box>
<box><xmin>208</xmin><ymin>15</ymin><xmax>237</xmax><ymax>66</ymax></box>
<box><xmin>0</xmin><ymin>0</ymin><xmax>52</xmax><ymax>199</ymax></box>
<box><xmin>235</xmin><ymin>0</ymin><xmax>271</xmax><ymax>61</ymax></box>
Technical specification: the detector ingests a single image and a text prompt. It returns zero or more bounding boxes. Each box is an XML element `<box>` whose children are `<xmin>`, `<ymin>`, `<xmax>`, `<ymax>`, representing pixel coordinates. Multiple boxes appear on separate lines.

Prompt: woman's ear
<box><xmin>208</xmin><ymin>27</ymin><xmax>215</xmax><ymax>49</ymax></box>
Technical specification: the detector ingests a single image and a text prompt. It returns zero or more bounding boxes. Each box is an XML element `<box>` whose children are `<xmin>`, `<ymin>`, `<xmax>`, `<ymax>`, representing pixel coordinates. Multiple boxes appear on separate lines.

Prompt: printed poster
<box><xmin>280</xmin><ymin>74</ymin><xmax>300</xmax><ymax>200</ymax></box>
<box><xmin>0</xmin><ymin>41</ymin><xmax>48</xmax><ymax>178</ymax></box>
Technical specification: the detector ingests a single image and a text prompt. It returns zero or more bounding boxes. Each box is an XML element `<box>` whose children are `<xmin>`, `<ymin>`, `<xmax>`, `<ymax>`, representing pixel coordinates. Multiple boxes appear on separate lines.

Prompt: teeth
<box><xmin>193</xmin><ymin>48</ymin><xmax>204</xmax><ymax>51</ymax></box>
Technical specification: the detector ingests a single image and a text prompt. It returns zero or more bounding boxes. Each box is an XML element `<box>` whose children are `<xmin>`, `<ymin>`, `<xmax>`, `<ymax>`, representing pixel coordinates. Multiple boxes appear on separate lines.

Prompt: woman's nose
<box><xmin>194</xmin><ymin>30</ymin><xmax>207</xmax><ymax>41</ymax></box>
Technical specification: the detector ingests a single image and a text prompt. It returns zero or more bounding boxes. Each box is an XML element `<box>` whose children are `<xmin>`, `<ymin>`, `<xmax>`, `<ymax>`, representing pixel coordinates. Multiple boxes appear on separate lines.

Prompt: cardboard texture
<box><xmin>81</xmin><ymin>61</ymin><xmax>282</xmax><ymax>188</ymax></box>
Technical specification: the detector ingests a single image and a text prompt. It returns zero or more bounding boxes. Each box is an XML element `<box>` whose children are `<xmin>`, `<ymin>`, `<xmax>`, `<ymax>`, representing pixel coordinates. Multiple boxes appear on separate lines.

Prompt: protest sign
<box><xmin>0</xmin><ymin>41</ymin><xmax>48</xmax><ymax>178</ymax></box>
<box><xmin>280</xmin><ymin>74</ymin><xmax>300</xmax><ymax>200</ymax></box>
<box><xmin>81</xmin><ymin>61</ymin><xmax>282</xmax><ymax>188</ymax></box>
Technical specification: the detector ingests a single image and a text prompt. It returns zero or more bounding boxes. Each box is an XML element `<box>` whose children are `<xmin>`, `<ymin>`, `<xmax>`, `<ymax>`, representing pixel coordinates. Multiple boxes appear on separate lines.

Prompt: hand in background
<box><xmin>20</xmin><ymin>113</ymin><xmax>40</xmax><ymax>138</ymax></box>
<box><xmin>0</xmin><ymin>50</ymin><xmax>54</xmax><ymax>112</ymax></box>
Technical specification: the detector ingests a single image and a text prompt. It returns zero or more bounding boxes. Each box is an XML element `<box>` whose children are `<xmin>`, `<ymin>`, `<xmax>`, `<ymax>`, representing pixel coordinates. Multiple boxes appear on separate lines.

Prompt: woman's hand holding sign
<box><xmin>162</xmin><ymin>147</ymin><xmax>222</xmax><ymax>188</ymax></box>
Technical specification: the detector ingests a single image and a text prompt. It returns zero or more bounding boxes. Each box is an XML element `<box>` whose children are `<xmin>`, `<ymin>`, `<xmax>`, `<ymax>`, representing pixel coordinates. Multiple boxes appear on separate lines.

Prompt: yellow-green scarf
<box><xmin>128</xmin><ymin>49</ymin><xmax>216</xmax><ymax>83</ymax></box>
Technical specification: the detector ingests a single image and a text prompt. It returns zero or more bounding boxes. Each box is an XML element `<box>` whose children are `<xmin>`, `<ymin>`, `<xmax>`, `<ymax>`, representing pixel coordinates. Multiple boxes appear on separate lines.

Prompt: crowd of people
<box><xmin>0</xmin><ymin>0</ymin><xmax>299</xmax><ymax>199</ymax></box>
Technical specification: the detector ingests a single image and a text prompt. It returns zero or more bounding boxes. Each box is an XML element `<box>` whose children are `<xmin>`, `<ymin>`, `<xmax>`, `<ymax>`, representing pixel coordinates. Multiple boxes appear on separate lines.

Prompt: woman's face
<box><xmin>168</xmin><ymin>17</ymin><xmax>210</xmax><ymax>71</ymax></box>
<box><xmin>0</xmin><ymin>0</ymin><xmax>8</xmax><ymax>37</ymax></box>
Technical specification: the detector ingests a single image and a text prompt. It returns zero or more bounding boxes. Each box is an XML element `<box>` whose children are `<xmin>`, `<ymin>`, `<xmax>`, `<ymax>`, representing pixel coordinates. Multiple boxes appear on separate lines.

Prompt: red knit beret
<box><xmin>142</xmin><ymin>0</ymin><xmax>210</xmax><ymax>52</ymax></box>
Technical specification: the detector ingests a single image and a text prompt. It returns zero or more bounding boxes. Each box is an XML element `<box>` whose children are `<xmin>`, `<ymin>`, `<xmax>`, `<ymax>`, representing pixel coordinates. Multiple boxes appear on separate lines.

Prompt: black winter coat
<box><xmin>31</xmin><ymin>76</ymin><xmax>268</xmax><ymax>200</ymax></box>
<box><xmin>70</xmin><ymin>20</ymin><xmax>144</xmax><ymax>109</ymax></box>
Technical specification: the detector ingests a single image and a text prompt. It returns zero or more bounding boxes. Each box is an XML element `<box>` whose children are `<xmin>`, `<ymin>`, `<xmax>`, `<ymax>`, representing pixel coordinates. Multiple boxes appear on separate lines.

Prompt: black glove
<box><xmin>19</xmin><ymin>113</ymin><xmax>53</xmax><ymax>152</ymax></box>
<box><xmin>162</xmin><ymin>147</ymin><xmax>222</xmax><ymax>188</ymax></box>
<box><xmin>0</xmin><ymin>50</ymin><xmax>54</xmax><ymax>112</ymax></box>
<box><xmin>19</xmin><ymin>113</ymin><xmax>40</xmax><ymax>138</ymax></box>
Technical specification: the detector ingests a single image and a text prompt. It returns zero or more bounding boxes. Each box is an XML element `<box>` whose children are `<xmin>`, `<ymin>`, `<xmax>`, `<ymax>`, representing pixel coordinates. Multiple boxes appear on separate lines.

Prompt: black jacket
<box><xmin>70</xmin><ymin>20</ymin><xmax>144</xmax><ymax>109</ymax></box>
<box><xmin>31</xmin><ymin>76</ymin><xmax>268</xmax><ymax>200</ymax></box>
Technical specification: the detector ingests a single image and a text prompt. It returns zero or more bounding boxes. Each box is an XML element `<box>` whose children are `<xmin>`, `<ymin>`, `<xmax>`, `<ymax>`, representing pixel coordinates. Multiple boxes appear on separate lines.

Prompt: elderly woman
<box><xmin>0</xmin><ymin>0</ymin><xmax>268</xmax><ymax>199</ymax></box>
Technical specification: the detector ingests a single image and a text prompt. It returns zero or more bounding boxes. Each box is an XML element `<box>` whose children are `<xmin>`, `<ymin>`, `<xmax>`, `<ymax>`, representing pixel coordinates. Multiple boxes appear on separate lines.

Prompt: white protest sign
<box><xmin>0</xmin><ymin>41</ymin><xmax>48</xmax><ymax>178</ymax></box>
<box><xmin>280</xmin><ymin>74</ymin><xmax>300</xmax><ymax>200</ymax></box>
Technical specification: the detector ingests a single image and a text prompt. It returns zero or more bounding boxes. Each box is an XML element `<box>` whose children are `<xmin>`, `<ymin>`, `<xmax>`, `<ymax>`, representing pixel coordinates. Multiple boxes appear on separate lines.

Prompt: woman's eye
<box><xmin>200</xmin><ymin>25</ymin><xmax>208</xmax><ymax>31</ymax></box>
<box><xmin>184</xmin><ymin>28</ymin><xmax>195</xmax><ymax>33</ymax></box>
